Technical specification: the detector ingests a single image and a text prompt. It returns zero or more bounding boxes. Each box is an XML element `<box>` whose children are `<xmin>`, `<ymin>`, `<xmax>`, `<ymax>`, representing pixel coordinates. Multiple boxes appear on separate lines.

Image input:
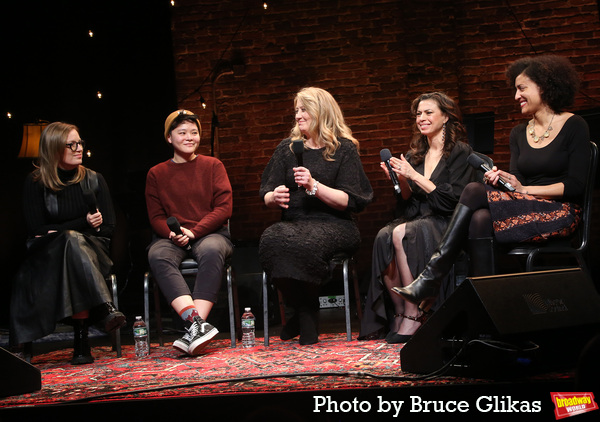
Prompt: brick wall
<box><xmin>169</xmin><ymin>0</ymin><xmax>600</xmax><ymax>278</ymax></box>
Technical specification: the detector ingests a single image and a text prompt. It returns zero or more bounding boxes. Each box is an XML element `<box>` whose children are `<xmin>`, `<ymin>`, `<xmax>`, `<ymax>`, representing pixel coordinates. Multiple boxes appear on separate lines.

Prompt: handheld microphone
<box><xmin>380</xmin><ymin>148</ymin><xmax>401</xmax><ymax>195</ymax></box>
<box><xmin>292</xmin><ymin>139</ymin><xmax>304</xmax><ymax>167</ymax></box>
<box><xmin>82</xmin><ymin>190</ymin><xmax>100</xmax><ymax>232</ymax></box>
<box><xmin>467</xmin><ymin>153</ymin><xmax>515</xmax><ymax>192</ymax></box>
<box><xmin>167</xmin><ymin>216</ymin><xmax>191</xmax><ymax>250</ymax></box>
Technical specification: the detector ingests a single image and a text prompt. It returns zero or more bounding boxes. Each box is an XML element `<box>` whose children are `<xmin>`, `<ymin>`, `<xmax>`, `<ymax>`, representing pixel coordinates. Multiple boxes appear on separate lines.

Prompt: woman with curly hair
<box><xmin>259</xmin><ymin>87</ymin><xmax>373</xmax><ymax>345</ymax></box>
<box><xmin>394</xmin><ymin>55</ymin><xmax>590</xmax><ymax>312</ymax></box>
<box><xmin>359</xmin><ymin>92</ymin><xmax>475</xmax><ymax>343</ymax></box>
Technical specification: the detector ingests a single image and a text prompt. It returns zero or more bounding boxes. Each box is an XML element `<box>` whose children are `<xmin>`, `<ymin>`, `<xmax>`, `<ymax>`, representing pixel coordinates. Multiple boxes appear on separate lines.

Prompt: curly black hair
<box><xmin>506</xmin><ymin>55</ymin><xmax>581</xmax><ymax>113</ymax></box>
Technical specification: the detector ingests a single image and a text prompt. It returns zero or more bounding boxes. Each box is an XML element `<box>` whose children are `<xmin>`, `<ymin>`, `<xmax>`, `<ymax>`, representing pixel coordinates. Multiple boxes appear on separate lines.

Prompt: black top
<box><xmin>22</xmin><ymin>167</ymin><xmax>116</xmax><ymax>239</ymax></box>
<box><xmin>397</xmin><ymin>141</ymin><xmax>475</xmax><ymax>219</ymax></box>
<box><xmin>509</xmin><ymin>114</ymin><xmax>590</xmax><ymax>203</ymax></box>
<box><xmin>259</xmin><ymin>137</ymin><xmax>373</xmax><ymax>221</ymax></box>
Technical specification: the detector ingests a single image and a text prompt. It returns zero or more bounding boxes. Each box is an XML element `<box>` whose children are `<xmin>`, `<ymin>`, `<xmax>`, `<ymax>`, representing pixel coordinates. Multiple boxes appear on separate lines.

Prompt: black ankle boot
<box><xmin>392</xmin><ymin>203</ymin><xmax>473</xmax><ymax>309</ymax></box>
<box><xmin>280</xmin><ymin>312</ymin><xmax>300</xmax><ymax>341</ymax></box>
<box><xmin>468</xmin><ymin>237</ymin><xmax>496</xmax><ymax>277</ymax></box>
<box><xmin>71</xmin><ymin>320</ymin><xmax>94</xmax><ymax>365</ymax></box>
<box><xmin>100</xmin><ymin>302</ymin><xmax>126</xmax><ymax>333</ymax></box>
<box><xmin>298</xmin><ymin>307</ymin><xmax>319</xmax><ymax>345</ymax></box>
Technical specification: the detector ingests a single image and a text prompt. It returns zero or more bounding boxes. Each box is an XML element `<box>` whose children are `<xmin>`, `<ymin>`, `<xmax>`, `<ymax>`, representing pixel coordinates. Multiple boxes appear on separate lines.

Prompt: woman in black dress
<box><xmin>11</xmin><ymin>122</ymin><xmax>125</xmax><ymax>364</ymax></box>
<box><xmin>395</xmin><ymin>55</ymin><xmax>590</xmax><ymax>310</ymax></box>
<box><xmin>359</xmin><ymin>92</ymin><xmax>474</xmax><ymax>343</ymax></box>
<box><xmin>259</xmin><ymin>87</ymin><xmax>373</xmax><ymax>345</ymax></box>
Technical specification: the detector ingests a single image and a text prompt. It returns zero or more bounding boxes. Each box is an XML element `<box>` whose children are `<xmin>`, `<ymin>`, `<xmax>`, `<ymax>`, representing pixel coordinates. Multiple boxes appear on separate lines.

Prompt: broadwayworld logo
<box><xmin>551</xmin><ymin>392</ymin><xmax>598</xmax><ymax>419</ymax></box>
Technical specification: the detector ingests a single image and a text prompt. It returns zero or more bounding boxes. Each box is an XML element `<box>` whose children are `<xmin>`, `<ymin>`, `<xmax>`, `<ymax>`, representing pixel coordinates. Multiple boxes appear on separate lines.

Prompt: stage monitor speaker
<box><xmin>401</xmin><ymin>268</ymin><xmax>600</xmax><ymax>378</ymax></box>
<box><xmin>0</xmin><ymin>347</ymin><xmax>42</xmax><ymax>397</ymax></box>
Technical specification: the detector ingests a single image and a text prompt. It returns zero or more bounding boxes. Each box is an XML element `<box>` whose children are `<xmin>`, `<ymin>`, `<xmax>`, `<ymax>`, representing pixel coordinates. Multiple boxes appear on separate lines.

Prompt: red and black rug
<box><xmin>0</xmin><ymin>333</ymin><xmax>498</xmax><ymax>408</ymax></box>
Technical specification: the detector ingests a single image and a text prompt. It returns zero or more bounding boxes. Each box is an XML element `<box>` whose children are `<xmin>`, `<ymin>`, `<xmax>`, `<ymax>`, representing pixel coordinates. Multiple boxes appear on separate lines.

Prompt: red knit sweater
<box><xmin>145</xmin><ymin>155</ymin><xmax>233</xmax><ymax>239</ymax></box>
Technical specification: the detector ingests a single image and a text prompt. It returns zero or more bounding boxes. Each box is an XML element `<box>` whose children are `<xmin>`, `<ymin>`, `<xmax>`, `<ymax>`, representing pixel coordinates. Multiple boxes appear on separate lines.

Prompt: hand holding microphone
<box><xmin>292</xmin><ymin>140</ymin><xmax>305</xmax><ymax>189</ymax></box>
<box><xmin>380</xmin><ymin>148</ymin><xmax>401</xmax><ymax>195</ymax></box>
<box><xmin>83</xmin><ymin>189</ymin><xmax>101</xmax><ymax>232</ymax></box>
<box><xmin>467</xmin><ymin>153</ymin><xmax>516</xmax><ymax>192</ymax></box>
<box><xmin>167</xmin><ymin>216</ymin><xmax>191</xmax><ymax>250</ymax></box>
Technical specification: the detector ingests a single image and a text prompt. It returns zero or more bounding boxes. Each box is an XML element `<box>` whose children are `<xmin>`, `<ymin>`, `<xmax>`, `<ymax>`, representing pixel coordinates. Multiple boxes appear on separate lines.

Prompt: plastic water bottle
<box><xmin>133</xmin><ymin>316</ymin><xmax>149</xmax><ymax>357</ymax></box>
<box><xmin>241</xmin><ymin>307</ymin><xmax>256</xmax><ymax>348</ymax></box>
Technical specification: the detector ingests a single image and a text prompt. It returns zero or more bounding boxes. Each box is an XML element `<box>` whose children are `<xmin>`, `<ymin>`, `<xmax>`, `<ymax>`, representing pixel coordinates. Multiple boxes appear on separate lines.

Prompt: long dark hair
<box><xmin>408</xmin><ymin>92</ymin><xmax>467</xmax><ymax>166</ymax></box>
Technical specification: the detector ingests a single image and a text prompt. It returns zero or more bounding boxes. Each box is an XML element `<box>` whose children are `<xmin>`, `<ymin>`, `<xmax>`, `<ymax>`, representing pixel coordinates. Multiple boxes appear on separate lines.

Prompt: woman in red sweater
<box><xmin>146</xmin><ymin>110</ymin><xmax>233</xmax><ymax>355</ymax></box>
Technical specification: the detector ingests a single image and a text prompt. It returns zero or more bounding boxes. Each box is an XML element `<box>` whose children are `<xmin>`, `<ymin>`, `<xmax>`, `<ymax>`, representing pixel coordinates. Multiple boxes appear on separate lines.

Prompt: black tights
<box><xmin>459</xmin><ymin>182</ymin><xmax>494</xmax><ymax>239</ymax></box>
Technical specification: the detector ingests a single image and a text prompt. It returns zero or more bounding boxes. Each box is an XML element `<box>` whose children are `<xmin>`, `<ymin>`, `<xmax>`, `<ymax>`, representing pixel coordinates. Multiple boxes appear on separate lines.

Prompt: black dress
<box><xmin>259</xmin><ymin>138</ymin><xmax>373</xmax><ymax>284</ymax></box>
<box><xmin>10</xmin><ymin>168</ymin><xmax>116</xmax><ymax>345</ymax></box>
<box><xmin>359</xmin><ymin>141</ymin><xmax>474</xmax><ymax>339</ymax></box>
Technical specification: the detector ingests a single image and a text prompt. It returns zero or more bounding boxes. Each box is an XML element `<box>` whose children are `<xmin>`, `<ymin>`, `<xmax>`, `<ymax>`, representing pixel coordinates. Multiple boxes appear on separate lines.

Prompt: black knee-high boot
<box><xmin>392</xmin><ymin>203</ymin><xmax>473</xmax><ymax>310</ymax></box>
<box><xmin>71</xmin><ymin>319</ymin><xmax>94</xmax><ymax>365</ymax></box>
<box><xmin>468</xmin><ymin>237</ymin><xmax>496</xmax><ymax>277</ymax></box>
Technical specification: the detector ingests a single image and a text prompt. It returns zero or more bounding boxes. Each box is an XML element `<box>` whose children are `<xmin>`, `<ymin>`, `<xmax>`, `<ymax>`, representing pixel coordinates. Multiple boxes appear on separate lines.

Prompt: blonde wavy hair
<box><xmin>289</xmin><ymin>87</ymin><xmax>358</xmax><ymax>161</ymax></box>
<box><xmin>33</xmin><ymin>122</ymin><xmax>86</xmax><ymax>191</ymax></box>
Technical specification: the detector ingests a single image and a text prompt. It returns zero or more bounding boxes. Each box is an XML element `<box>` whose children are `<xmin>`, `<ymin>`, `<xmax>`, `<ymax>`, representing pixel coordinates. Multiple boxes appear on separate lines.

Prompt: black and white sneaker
<box><xmin>172</xmin><ymin>332</ymin><xmax>192</xmax><ymax>354</ymax></box>
<box><xmin>173</xmin><ymin>316</ymin><xmax>219</xmax><ymax>355</ymax></box>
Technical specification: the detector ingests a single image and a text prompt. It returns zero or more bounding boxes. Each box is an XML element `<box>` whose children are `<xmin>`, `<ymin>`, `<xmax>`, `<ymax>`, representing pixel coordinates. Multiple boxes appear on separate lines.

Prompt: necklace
<box><xmin>528</xmin><ymin>114</ymin><xmax>555</xmax><ymax>143</ymax></box>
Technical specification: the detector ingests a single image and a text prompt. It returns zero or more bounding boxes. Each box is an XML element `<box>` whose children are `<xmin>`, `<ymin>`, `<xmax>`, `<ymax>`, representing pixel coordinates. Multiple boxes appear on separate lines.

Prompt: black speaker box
<box><xmin>0</xmin><ymin>347</ymin><xmax>42</xmax><ymax>397</ymax></box>
<box><xmin>401</xmin><ymin>268</ymin><xmax>600</xmax><ymax>378</ymax></box>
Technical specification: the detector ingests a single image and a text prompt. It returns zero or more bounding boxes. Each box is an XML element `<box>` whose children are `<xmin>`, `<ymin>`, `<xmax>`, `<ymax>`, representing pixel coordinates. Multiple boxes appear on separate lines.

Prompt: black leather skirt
<box><xmin>10</xmin><ymin>230</ymin><xmax>113</xmax><ymax>344</ymax></box>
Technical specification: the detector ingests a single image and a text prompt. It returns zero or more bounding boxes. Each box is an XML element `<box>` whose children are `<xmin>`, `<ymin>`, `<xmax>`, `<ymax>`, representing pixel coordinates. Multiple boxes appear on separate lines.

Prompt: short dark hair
<box><xmin>506</xmin><ymin>55</ymin><xmax>580</xmax><ymax>113</ymax></box>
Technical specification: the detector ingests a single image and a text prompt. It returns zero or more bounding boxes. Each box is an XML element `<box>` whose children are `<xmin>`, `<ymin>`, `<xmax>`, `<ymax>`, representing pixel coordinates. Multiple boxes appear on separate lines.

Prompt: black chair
<box><xmin>261</xmin><ymin>252</ymin><xmax>362</xmax><ymax>346</ymax></box>
<box><xmin>506</xmin><ymin>141</ymin><xmax>598</xmax><ymax>273</ymax></box>
<box><xmin>107</xmin><ymin>274</ymin><xmax>122</xmax><ymax>357</ymax></box>
<box><xmin>143</xmin><ymin>257</ymin><xmax>241</xmax><ymax>349</ymax></box>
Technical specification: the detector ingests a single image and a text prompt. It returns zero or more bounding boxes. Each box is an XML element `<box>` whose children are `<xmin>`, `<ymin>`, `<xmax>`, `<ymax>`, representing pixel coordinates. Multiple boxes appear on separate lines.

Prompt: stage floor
<box><xmin>1</xmin><ymin>323</ymin><xmax>594</xmax><ymax>422</ymax></box>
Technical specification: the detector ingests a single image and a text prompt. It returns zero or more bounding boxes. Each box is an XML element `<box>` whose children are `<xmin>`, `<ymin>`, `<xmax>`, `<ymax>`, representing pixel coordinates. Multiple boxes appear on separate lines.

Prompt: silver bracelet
<box><xmin>306</xmin><ymin>180</ymin><xmax>319</xmax><ymax>196</ymax></box>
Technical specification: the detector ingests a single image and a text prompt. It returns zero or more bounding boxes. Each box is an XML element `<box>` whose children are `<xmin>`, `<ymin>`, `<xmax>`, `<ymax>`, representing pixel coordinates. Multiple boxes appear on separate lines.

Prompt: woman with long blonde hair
<box><xmin>259</xmin><ymin>87</ymin><xmax>373</xmax><ymax>345</ymax></box>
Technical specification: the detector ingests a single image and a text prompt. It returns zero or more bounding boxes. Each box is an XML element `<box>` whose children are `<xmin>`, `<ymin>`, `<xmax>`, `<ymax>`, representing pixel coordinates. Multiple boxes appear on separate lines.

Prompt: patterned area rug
<box><xmin>0</xmin><ymin>333</ymin><xmax>496</xmax><ymax>408</ymax></box>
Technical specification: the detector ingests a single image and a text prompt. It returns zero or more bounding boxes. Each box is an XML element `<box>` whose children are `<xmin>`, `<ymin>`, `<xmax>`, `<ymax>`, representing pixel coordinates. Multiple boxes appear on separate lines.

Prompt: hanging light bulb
<box><xmin>200</xmin><ymin>96</ymin><xmax>207</xmax><ymax>109</ymax></box>
<box><xmin>171</xmin><ymin>0</ymin><xmax>175</xmax><ymax>6</ymax></box>
<box><xmin>88</xmin><ymin>29</ymin><xmax>94</xmax><ymax>38</ymax></box>
<box><xmin>86</xmin><ymin>150</ymin><xmax>92</xmax><ymax>158</ymax></box>
<box><xmin>263</xmin><ymin>2</ymin><xmax>268</xmax><ymax>10</ymax></box>
<box><xmin>97</xmin><ymin>91</ymin><xmax>103</xmax><ymax>99</ymax></box>
<box><xmin>7</xmin><ymin>112</ymin><xmax>12</xmax><ymax>119</ymax></box>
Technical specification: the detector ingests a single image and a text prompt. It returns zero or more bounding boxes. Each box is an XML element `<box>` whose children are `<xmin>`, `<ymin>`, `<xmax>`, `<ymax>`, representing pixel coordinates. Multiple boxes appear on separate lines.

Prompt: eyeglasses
<box><xmin>65</xmin><ymin>140</ymin><xmax>85</xmax><ymax>151</ymax></box>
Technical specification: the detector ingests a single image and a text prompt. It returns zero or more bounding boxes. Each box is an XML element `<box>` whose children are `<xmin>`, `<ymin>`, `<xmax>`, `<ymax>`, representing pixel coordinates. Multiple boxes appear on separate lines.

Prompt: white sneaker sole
<box><xmin>188</xmin><ymin>327</ymin><xmax>219</xmax><ymax>356</ymax></box>
<box><xmin>172</xmin><ymin>339</ymin><xmax>190</xmax><ymax>354</ymax></box>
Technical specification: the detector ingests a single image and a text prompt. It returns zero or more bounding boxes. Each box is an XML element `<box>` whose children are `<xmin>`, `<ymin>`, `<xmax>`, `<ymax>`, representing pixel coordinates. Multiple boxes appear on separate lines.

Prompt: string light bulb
<box><xmin>171</xmin><ymin>0</ymin><xmax>175</xmax><ymax>6</ymax></box>
<box><xmin>263</xmin><ymin>2</ymin><xmax>268</xmax><ymax>9</ymax></box>
<box><xmin>7</xmin><ymin>112</ymin><xmax>12</xmax><ymax>119</ymax></box>
<box><xmin>200</xmin><ymin>96</ymin><xmax>207</xmax><ymax>109</ymax></box>
<box><xmin>96</xmin><ymin>91</ymin><xmax>103</xmax><ymax>99</ymax></box>
<box><xmin>86</xmin><ymin>150</ymin><xmax>92</xmax><ymax>158</ymax></box>
<box><xmin>88</xmin><ymin>30</ymin><xmax>94</xmax><ymax>38</ymax></box>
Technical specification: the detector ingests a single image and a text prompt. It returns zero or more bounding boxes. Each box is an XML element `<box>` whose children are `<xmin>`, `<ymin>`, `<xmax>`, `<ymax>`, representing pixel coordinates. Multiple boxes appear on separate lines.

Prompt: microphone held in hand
<box><xmin>82</xmin><ymin>189</ymin><xmax>100</xmax><ymax>232</ymax></box>
<box><xmin>467</xmin><ymin>153</ymin><xmax>515</xmax><ymax>192</ymax></box>
<box><xmin>380</xmin><ymin>148</ymin><xmax>401</xmax><ymax>195</ymax></box>
<box><xmin>292</xmin><ymin>139</ymin><xmax>304</xmax><ymax>167</ymax></box>
<box><xmin>167</xmin><ymin>216</ymin><xmax>191</xmax><ymax>250</ymax></box>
